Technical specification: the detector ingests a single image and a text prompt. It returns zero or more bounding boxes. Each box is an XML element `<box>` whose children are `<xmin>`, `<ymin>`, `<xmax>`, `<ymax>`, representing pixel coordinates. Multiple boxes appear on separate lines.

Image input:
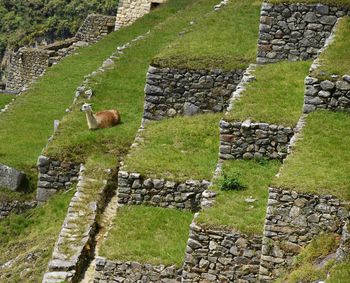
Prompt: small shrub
<box><xmin>219</xmin><ymin>172</ymin><xmax>246</xmax><ymax>191</ymax></box>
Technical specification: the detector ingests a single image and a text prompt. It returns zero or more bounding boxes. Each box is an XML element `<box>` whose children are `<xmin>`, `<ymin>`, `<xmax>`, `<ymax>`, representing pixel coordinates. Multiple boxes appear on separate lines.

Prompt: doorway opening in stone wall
<box><xmin>151</xmin><ymin>2</ymin><xmax>161</xmax><ymax>10</ymax></box>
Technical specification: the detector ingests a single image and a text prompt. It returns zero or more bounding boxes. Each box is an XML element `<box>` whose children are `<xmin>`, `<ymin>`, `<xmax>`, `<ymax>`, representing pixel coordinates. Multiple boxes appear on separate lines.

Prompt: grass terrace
<box><xmin>197</xmin><ymin>159</ymin><xmax>280</xmax><ymax>235</ymax></box>
<box><xmin>0</xmin><ymin>95</ymin><xmax>13</xmax><ymax>109</ymax></box>
<box><xmin>224</xmin><ymin>61</ymin><xmax>310</xmax><ymax>127</ymax></box>
<box><xmin>274</xmin><ymin>111</ymin><xmax>350</xmax><ymax>201</ymax></box>
<box><xmin>100</xmin><ymin>206</ymin><xmax>193</xmax><ymax>266</ymax></box>
<box><xmin>312</xmin><ymin>16</ymin><xmax>350</xmax><ymax>79</ymax></box>
<box><xmin>275</xmin><ymin>233</ymin><xmax>340</xmax><ymax>283</ymax></box>
<box><xmin>0</xmin><ymin>0</ymin><xmax>214</xmax><ymax>182</ymax></box>
<box><xmin>268</xmin><ymin>0</ymin><xmax>350</xmax><ymax>8</ymax></box>
<box><xmin>152</xmin><ymin>0</ymin><xmax>262</xmax><ymax>70</ymax></box>
<box><xmin>123</xmin><ymin>113</ymin><xmax>222</xmax><ymax>182</ymax></box>
<box><xmin>0</xmin><ymin>190</ymin><xmax>73</xmax><ymax>283</ymax></box>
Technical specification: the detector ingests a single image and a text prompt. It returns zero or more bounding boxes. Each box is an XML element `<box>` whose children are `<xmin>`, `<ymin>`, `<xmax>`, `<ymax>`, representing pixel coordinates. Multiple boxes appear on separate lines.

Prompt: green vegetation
<box><xmin>275</xmin><ymin>233</ymin><xmax>340</xmax><ymax>283</ymax></box>
<box><xmin>0</xmin><ymin>0</ymin><xmax>216</xmax><ymax>184</ymax></box>
<box><xmin>197</xmin><ymin>160</ymin><xmax>280</xmax><ymax>234</ymax></box>
<box><xmin>100</xmin><ymin>206</ymin><xmax>193</xmax><ymax>266</ymax></box>
<box><xmin>268</xmin><ymin>0</ymin><xmax>350</xmax><ymax>8</ymax></box>
<box><xmin>0</xmin><ymin>190</ymin><xmax>73</xmax><ymax>283</ymax></box>
<box><xmin>225</xmin><ymin>61</ymin><xmax>310</xmax><ymax>127</ymax></box>
<box><xmin>123</xmin><ymin>114</ymin><xmax>221</xmax><ymax>182</ymax></box>
<box><xmin>327</xmin><ymin>260</ymin><xmax>350</xmax><ymax>283</ymax></box>
<box><xmin>312</xmin><ymin>16</ymin><xmax>350</xmax><ymax>79</ymax></box>
<box><xmin>0</xmin><ymin>94</ymin><xmax>13</xmax><ymax>109</ymax></box>
<box><xmin>0</xmin><ymin>0</ymin><xmax>117</xmax><ymax>55</ymax></box>
<box><xmin>152</xmin><ymin>0</ymin><xmax>262</xmax><ymax>70</ymax></box>
<box><xmin>274</xmin><ymin>111</ymin><xmax>350</xmax><ymax>200</ymax></box>
<box><xmin>0</xmin><ymin>188</ymin><xmax>35</xmax><ymax>202</ymax></box>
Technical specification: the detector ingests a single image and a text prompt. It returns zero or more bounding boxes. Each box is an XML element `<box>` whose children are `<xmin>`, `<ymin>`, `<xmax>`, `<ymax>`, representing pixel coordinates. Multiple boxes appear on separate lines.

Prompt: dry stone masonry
<box><xmin>259</xmin><ymin>188</ymin><xmax>349</xmax><ymax>281</ymax></box>
<box><xmin>0</xmin><ymin>200</ymin><xmax>36</xmax><ymax>219</ymax></box>
<box><xmin>117</xmin><ymin>170</ymin><xmax>210</xmax><ymax>212</ymax></box>
<box><xmin>75</xmin><ymin>14</ymin><xmax>116</xmax><ymax>43</ymax></box>
<box><xmin>36</xmin><ymin>156</ymin><xmax>80</xmax><ymax>203</ymax></box>
<box><xmin>182</xmin><ymin>221</ymin><xmax>262</xmax><ymax>283</ymax></box>
<box><xmin>257</xmin><ymin>2</ymin><xmax>348</xmax><ymax>64</ymax></box>
<box><xmin>143</xmin><ymin>66</ymin><xmax>243</xmax><ymax>122</ymax></box>
<box><xmin>94</xmin><ymin>257</ymin><xmax>182</xmax><ymax>282</ymax></box>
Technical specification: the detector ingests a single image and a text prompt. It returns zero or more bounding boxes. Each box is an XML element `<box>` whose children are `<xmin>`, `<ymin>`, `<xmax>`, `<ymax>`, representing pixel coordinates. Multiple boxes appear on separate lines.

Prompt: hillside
<box><xmin>1</xmin><ymin>0</ymin><xmax>350</xmax><ymax>282</ymax></box>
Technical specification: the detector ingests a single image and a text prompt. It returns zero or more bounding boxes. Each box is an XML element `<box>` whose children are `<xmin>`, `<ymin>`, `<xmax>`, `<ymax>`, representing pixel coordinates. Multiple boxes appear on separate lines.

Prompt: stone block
<box><xmin>0</xmin><ymin>163</ymin><xmax>29</xmax><ymax>192</ymax></box>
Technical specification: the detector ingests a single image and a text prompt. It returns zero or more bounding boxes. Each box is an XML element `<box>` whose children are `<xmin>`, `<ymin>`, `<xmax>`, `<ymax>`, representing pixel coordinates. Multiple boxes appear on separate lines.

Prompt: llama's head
<box><xmin>81</xmin><ymin>103</ymin><xmax>92</xmax><ymax>112</ymax></box>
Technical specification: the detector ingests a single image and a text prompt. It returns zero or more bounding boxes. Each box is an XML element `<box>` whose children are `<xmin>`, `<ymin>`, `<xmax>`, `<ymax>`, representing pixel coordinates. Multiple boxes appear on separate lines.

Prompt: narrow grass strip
<box><xmin>225</xmin><ymin>61</ymin><xmax>310</xmax><ymax>127</ymax></box>
<box><xmin>312</xmin><ymin>16</ymin><xmax>350</xmax><ymax>78</ymax></box>
<box><xmin>153</xmin><ymin>0</ymin><xmax>262</xmax><ymax>70</ymax></box>
<box><xmin>100</xmin><ymin>206</ymin><xmax>193</xmax><ymax>266</ymax></box>
<box><xmin>123</xmin><ymin>113</ymin><xmax>222</xmax><ymax>182</ymax></box>
<box><xmin>0</xmin><ymin>95</ymin><xmax>13</xmax><ymax>109</ymax></box>
<box><xmin>197</xmin><ymin>160</ymin><xmax>281</xmax><ymax>235</ymax></box>
<box><xmin>273</xmin><ymin>111</ymin><xmax>350</xmax><ymax>200</ymax></box>
<box><xmin>0</xmin><ymin>190</ymin><xmax>74</xmax><ymax>283</ymax></box>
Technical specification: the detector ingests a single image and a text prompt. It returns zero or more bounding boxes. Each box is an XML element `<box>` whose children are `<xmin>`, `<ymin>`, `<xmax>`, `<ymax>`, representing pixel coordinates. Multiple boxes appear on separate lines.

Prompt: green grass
<box><xmin>327</xmin><ymin>260</ymin><xmax>350</xmax><ymax>283</ymax></box>
<box><xmin>0</xmin><ymin>95</ymin><xmax>13</xmax><ymax>109</ymax></box>
<box><xmin>123</xmin><ymin>113</ymin><xmax>221</xmax><ymax>182</ymax></box>
<box><xmin>225</xmin><ymin>61</ymin><xmax>310</xmax><ymax>127</ymax></box>
<box><xmin>268</xmin><ymin>0</ymin><xmax>350</xmax><ymax>7</ymax></box>
<box><xmin>100</xmin><ymin>206</ymin><xmax>193</xmax><ymax>266</ymax></box>
<box><xmin>0</xmin><ymin>0</ymin><xmax>211</xmax><ymax>182</ymax></box>
<box><xmin>312</xmin><ymin>17</ymin><xmax>350</xmax><ymax>79</ymax></box>
<box><xmin>0</xmin><ymin>188</ymin><xmax>35</xmax><ymax>202</ymax></box>
<box><xmin>197</xmin><ymin>160</ymin><xmax>281</xmax><ymax>235</ymax></box>
<box><xmin>274</xmin><ymin>111</ymin><xmax>350</xmax><ymax>200</ymax></box>
<box><xmin>152</xmin><ymin>0</ymin><xmax>262</xmax><ymax>70</ymax></box>
<box><xmin>0</xmin><ymin>190</ymin><xmax>73</xmax><ymax>283</ymax></box>
<box><xmin>275</xmin><ymin>233</ymin><xmax>340</xmax><ymax>283</ymax></box>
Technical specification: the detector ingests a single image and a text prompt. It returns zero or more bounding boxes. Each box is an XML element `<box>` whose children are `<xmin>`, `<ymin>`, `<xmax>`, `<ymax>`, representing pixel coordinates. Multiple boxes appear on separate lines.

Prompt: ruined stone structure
<box><xmin>115</xmin><ymin>0</ymin><xmax>167</xmax><ymax>29</ymax></box>
<box><xmin>0</xmin><ymin>200</ymin><xmax>37</xmax><ymax>219</ymax></box>
<box><xmin>257</xmin><ymin>2</ymin><xmax>348</xmax><ymax>64</ymax></box>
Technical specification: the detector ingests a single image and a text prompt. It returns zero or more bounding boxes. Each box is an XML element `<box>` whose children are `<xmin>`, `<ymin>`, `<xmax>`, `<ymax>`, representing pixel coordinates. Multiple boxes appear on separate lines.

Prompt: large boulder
<box><xmin>0</xmin><ymin>163</ymin><xmax>29</xmax><ymax>192</ymax></box>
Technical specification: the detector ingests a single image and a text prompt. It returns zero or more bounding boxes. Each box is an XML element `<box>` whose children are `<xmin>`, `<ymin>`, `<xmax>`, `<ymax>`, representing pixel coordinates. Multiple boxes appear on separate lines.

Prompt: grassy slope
<box><xmin>45</xmin><ymin>0</ymin><xmax>220</xmax><ymax>169</ymax></box>
<box><xmin>123</xmin><ymin>114</ymin><xmax>221</xmax><ymax>182</ymax></box>
<box><xmin>197</xmin><ymin>160</ymin><xmax>280</xmax><ymax>234</ymax></box>
<box><xmin>313</xmin><ymin>16</ymin><xmax>350</xmax><ymax>78</ymax></box>
<box><xmin>269</xmin><ymin>0</ymin><xmax>350</xmax><ymax>7</ymax></box>
<box><xmin>274</xmin><ymin>111</ymin><xmax>350</xmax><ymax>200</ymax></box>
<box><xmin>0</xmin><ymin>191</ymin><xmax>74</xmax><ymax>283</ymax></box>
<box><xmin>0</xmin><ymin>0</ymin><xmax>199</xmax><ymax>179</ymax></box>
<box><xmin>152</xmin><ymin>0</ymin><xmax>262</xmax><ymax>70</ymax></box>
<box><xmin>225</xmin><ymin>61</ymin><xmax>310</xmax><ymax>127</ymax></box>
<box><xmin>275</xmin><ymin>233</ymin><xmax>340</xmax><ymax>283</ymax></box>
<box><xmin>100</xmin><ymin>206</ymin><xmax>193</xmax><ymax>266</ymax></box>
<box><xmin>327</xmin><ymin>260</ymin><xmax>350</xmax><ymax>283</ymax></box>
<box><xmin>0</xmin><ymin>95</ymin><xmax>13</xmax><ymax>109</ymax></box>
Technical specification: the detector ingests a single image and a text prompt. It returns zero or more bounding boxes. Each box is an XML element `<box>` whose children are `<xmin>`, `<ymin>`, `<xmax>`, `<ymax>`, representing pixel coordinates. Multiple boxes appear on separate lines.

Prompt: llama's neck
<box><xmin>85</xmin><ymin>110</ymin><xmax>98</xmax><ymax>130</ymax></box>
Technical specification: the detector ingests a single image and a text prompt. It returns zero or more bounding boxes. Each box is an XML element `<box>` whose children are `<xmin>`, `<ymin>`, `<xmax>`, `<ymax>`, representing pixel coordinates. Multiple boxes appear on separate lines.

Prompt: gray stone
<box><xmin>320</xmin><ymin>80</ymin><xmax>335</xmax><ymax>90</ymax></box>
<box><xmin>183</xmin><ymin>102</ymin><xmax>200</xmax><ymax>116</ymax></box>
<box><xmin>0</xmin><ymin>163</ymin><xmax>29</xmax><ymax>192</ymax></box>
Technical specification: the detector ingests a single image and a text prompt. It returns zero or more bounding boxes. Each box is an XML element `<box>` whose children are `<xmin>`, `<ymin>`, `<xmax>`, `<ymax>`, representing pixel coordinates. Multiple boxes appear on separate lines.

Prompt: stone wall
<box><xmin>75</xmin><ymin>14</ymin><xmax>116</xmax><ymax>43</ymax></box>
<box><xmin>143</xmin><ymin>66</ymin><xmax>243</xmax><ymax>121</ymax></box>
<box><xmin>94</xmin><ymin>257</ymin><xmax>182</xmax><ymax>282</ymax></box>
<box><xmin>36</xmin><ymin>155</ymin><xmax>80</xmax><ymax>203</ymax></box>
<box><xmin>6</xmin><ymin>48</ymin><xmax>49</xmax><ymax>92</ymax></box>
<box><xmin>259</xmin><ymin>188</ymin><xmax>349</xmax><ymax>281</ymax></box>
<box><xmin>182</xmin><ymin>221</ymin><xmax>262</xmax><ymax>283</ymax></box>
<box><xmin>304</xmin><ymin>75</ymin><xmax>350</xmax><ymax>113</ymax></box>
<box><xmin>115</xmin><ymin>0</ymin><xmax>167</xmax><ymax>29</ymax></box>
<box><xmin>219</xmin><ymin>120</ymin><xmax>294</xmax><ymax>160</ymax></box>
<box><xmin>0</xmin><ymin>200</ymin><xmax>37</xmax><ymax>219</ymax></box>
<box><xmin>257</xmin><ymin>2</ymin><xmax>348</xmax><ymax>64</ymax></box>
<box><xmin>117</xmin><ymin>170</ymin><xmax>210</xmax><ymax>211</ymax></box>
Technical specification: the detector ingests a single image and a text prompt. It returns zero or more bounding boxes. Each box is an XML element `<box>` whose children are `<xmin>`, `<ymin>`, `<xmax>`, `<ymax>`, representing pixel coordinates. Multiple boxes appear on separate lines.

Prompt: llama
<box><xmin>80</xmin><ymin>103</ymin><xmax>120</xmax><ymax>130</ymax></box>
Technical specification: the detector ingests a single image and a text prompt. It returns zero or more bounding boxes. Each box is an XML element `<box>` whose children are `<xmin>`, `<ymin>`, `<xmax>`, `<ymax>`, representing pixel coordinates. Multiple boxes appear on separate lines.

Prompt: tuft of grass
<box><xmin>275</xmin><ymin>233</ymin><xmax>340</xmax><ymax>283</ymax></box>
<box><xmin>268</xmin><ymin>0</ymin><xmax>350</xmax><ymax>8</ymax></box>
<box><xmin>312</xmin><ymin>16</ymin><xmax>350</xmax><ymax>79</ymax></box>
<box><xmin>274</xmin><ymin>111</ymin><xmax>350</xmax><ymax>201</ymax></box>
<box><xmin>0</xmin><ymin>188</ymin><xmax>35</xmax><ymax>202</ymax></box>
<box><xmin>152</xmin><ymin>0</ymin><xmax>262</xmax><ymax>70</ymax></box>
<box><xmin>0</xmin><ymin>0</ymin><xmax>209</xmax><ymax>182</ymax></box>
<box><xmin>197</xmin><ymin>159</ymin><xmax>281</xmax><ymax>234</ymax></box>
<box><xmin>225</xmin><ymin>61</ymin><xmax>310</xmax><ymax>127</ymax></box>
<box><xmin>0</xmin><ymin>95</ymin><xmax>13</xmax><ymax>109</ymax></box>
<box><xmin>123</xmin><ymin>113</ymin><xmax>222</xmax><ymax>182</ymax></box>
<box><xmin>327</xmin><ymin>259</ymin><xmax>350</xmax><ymax>283</ymax></box>
<box><xmin>0</xmin><ymin>190</ymin><xmax>74</xmax><ymax>283</ymax></box>
<box><xmin>100</xmin><ymin>206</ymin><xmax>193</xmax><ymax>266</ymax></box>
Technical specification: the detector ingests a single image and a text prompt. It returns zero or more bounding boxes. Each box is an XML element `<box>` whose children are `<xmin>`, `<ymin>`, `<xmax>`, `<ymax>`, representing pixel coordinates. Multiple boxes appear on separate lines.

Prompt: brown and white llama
<box><xmin>80</xmin><ymin>103</ymin><xmax>120</xmax><ymax>130</ymax></box>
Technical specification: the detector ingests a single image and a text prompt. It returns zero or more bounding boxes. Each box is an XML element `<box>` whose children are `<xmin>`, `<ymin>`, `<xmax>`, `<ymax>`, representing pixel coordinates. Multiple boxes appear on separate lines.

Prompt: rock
<box><xmin>320</xmin><ymin>80</ymin><xmax>335</xmax><ymax>90</ymax></box>
<box><xmin>0</xmin><ymin>163</ymin><xmax>29</xmax><ymax>192</ymax></box>
<box><xmin>336</xmin><ymin>81</ymin><xmax>350</xmax><ymax>91</ymax></box>
<box><xmin>183</xmin><ymin>102</ymin><xmax>200</xmax><ymax>116</ymax></box>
